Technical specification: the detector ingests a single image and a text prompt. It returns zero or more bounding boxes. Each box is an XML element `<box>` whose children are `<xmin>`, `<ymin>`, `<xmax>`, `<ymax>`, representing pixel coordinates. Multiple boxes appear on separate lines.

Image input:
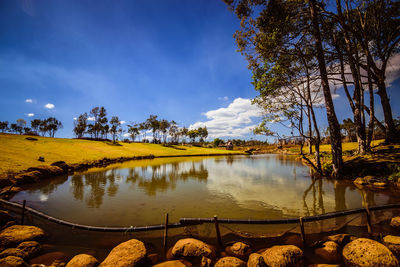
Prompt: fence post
<box><xmin>163</xmin><ymin>213</ymin><xmax>169</xmax><ymax>258</ymax></box>
<box><xmin>21</xmin><ymin>200</ymin><xmax>26</xmax><ymax>225</ymax></box>
<box><xmin>365</xmin><ymin>207</ymin><xmax>372</xmax><ymax>235</ymax></box>
<box><xmin>299</xmin><ymin>217</ymin><xmax>306</xmax><ymax>247</ymax></box>
<box><xmin>213</xmin><ymin>215</ymin><xmax>223</xmax><ymax>249</ymax></box>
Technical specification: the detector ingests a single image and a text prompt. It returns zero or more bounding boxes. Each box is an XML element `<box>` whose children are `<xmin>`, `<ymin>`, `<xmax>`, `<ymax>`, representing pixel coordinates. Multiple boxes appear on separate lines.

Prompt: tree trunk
<box><xmin>310</xmin><ymin>0</ymin><xmax>343</xmax><ymax>177</ymax></box>
<box><xmin>377</xmin><ymin>77</ymin><xmax>398</xmax><ymax>143</ymax></box>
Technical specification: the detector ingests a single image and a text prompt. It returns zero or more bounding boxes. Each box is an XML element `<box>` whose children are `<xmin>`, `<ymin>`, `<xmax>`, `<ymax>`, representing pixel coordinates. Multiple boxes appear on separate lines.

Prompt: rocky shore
<box><xmin>1</xmin><ymin>210</ymin><xmax>400</xmax><ymax>266</ymax></box>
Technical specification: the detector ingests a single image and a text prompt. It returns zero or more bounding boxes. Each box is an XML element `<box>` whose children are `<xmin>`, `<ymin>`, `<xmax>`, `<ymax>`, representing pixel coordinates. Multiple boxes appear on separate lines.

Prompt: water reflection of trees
<box><xmin>70</xmin><ymin>161</ymin><xmax>209</xmax><ymax>207</ymax></box>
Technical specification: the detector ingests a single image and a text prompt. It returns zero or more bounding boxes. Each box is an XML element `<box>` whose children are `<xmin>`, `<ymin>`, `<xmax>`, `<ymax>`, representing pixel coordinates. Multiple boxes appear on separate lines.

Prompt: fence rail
<box><xmin>1</xmin><ymin>198</ymin><xmax>399</xmax><ymax>233</ymax></box>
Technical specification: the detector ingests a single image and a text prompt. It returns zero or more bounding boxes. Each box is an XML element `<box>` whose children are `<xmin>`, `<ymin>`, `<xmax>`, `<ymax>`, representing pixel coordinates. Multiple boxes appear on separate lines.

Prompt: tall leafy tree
<box><xmin>73</xmin><ymin>113</ymin><xmax>88</xmax><ymax>138</ymax></box>
<box><xmin>109</xmin><ymin>116</ymin><xmax>121</xmax><ymax>143</ymax></box>
<box><xmin>30</xmin><ymin>119</ymin><xmax>41</xmax><ymax>135</ymax></box>
<box><xmin>0</xmin><ymin>121</ymin><xmax>9</xmax><ymax>133</ymax></box>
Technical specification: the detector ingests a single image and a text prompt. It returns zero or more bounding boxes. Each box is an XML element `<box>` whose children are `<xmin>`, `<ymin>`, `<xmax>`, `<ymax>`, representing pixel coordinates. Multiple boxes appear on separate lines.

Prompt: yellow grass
<box><xmin>0</xmin><ymin>133</ymin><xmax>240</xmax><ymax>175</ymax></box>
<box><xmin>301</xmin><ymin>139</ymin><xmax>385</xmax><ymax>153</ymax></box>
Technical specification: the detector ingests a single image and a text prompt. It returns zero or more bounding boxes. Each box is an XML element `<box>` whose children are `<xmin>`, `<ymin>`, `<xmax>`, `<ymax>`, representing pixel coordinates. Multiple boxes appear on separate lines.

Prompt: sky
<box><xmin>0</xmin><ymin>0</ymin><xmax>399</xmax><ymax>141</ymax></box>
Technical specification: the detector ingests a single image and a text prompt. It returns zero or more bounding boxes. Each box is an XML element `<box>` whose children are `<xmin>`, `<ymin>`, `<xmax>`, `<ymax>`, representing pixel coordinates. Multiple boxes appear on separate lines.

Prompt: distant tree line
<box><xmin>0</xmin><ymin>117</ymin><xmax>63</xmax><ymax>137</ymax></box>
<box><xmin>73</xmin><ymin>106</ymin><xmax>208</xmax><ymax>144</ymax></box>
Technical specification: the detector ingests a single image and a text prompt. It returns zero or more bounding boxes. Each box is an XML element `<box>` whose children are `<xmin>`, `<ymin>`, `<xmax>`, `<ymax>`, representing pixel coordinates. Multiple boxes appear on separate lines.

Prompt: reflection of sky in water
<box><xmin>10</xmin><ymin>155</ymin><xmax>400</xmax><ymax>226</ymax></box>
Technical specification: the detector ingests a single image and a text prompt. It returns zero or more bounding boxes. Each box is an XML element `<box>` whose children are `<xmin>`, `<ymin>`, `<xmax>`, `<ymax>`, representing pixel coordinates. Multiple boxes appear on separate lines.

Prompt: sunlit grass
<box><xmin>0</xmin><ymin>133</ymin><xmax>240</xmax><ymax>174</ymax></box>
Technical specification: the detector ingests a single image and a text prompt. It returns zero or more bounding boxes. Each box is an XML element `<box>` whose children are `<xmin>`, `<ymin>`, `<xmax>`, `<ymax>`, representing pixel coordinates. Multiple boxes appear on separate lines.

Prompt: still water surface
<box><xmin>11</xmin><ymin>155</ymin><xmax>400</xmax><ymax>226</ymax></box>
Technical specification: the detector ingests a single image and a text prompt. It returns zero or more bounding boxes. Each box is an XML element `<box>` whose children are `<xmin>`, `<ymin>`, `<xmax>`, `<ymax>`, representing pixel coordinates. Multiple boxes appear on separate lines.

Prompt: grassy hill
<box><xmin>0</xmin><ymin>133</ymin><xmax>240</xmax><ymax>175</ymax></box>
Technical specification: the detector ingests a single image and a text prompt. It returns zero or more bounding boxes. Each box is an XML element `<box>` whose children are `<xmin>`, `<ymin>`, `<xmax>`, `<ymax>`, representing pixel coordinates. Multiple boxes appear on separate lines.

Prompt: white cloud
<box><xmin>25</xmin><ymin>99</ymin><xmax>33</xmax><ymax>103</ymax></box>
<box><xmin>218</xmin><ymin>96</ymin><xmax>229</xmax><ymax>101</ymax></box>
<box><xmin>87</xmin><ymin>116</ymin><xmax>95</xmax><ymax>121</ymax></box>
<box><xmin>120</xmin><ymin>120</ymin><xmax>126</xmax><ymax>124</ymax></box>
<box><xmin>123</xmin><ymin>133</ymin><xmax>130</xmax><ymax>137</ymax></box>
<box><xmin>44</xmin><ymin>103</ymin><xmax>55</xmax><ymax>109</ymax></box>
<box><xmin>73</xmin><ymin>117</ymin><xmax>77</xmax><ymax>121</ymax></box>
<box><xmin>25</xmin><ymin>113</ymin><xmax>34</xmax><ymax>117</ymax></box>
<box><xmin>190</xmin><ymin>98</ymin><xmax>263</xmax><ymax>139</ymax></box>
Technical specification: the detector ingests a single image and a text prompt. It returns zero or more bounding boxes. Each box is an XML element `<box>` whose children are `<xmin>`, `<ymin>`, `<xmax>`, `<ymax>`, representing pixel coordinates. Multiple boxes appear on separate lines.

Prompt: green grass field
<box><xmin>0</xmin><ymin>133</ymin><xmax>240</xmax><ymax>175</ymax></box>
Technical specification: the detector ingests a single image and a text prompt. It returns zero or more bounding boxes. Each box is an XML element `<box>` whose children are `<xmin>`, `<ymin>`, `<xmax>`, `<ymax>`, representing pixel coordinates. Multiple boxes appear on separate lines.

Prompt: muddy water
<box><xmin>11</xmin><ymin>154</ymin><xmax>400</xmax><ymax>227</ymax></box>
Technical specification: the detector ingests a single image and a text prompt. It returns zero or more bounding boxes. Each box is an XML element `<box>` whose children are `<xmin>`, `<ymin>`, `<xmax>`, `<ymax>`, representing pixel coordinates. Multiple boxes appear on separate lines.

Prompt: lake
<box><xmin>10</xmin><ymin>154</ymin><xmax>400</xmax><ymax>227</ymax></box>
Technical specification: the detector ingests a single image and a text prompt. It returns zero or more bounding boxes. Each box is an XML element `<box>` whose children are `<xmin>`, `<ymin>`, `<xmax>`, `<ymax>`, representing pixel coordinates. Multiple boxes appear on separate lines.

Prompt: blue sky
<box><xmin>0</xmin><ymin>0</ymin><xmax>399</xmax><ymax>141</ymax></box>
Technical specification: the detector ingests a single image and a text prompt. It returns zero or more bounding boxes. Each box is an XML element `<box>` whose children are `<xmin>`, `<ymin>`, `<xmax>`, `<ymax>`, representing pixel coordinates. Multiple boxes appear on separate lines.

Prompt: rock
<box><xmin>214</xmin><ymin>256</ymin><xmax>246</xmax><ymax>267</ymax></box>
<box><xmin>0</xmin><ymin>256</ymin><xmax>29</xmax><ymax>267</ymax></box>
<box><xmin>51</xmin><ymin>161</ymin><xmax>69</xmax><ymax>173</ymax></box>
<box><xmin>342</xmin><ymin>238</ymin><xmax>399</xmax><ymax>267</ymax></box>
<box><xmin>247</xmin><ymin>253</ymin><xmax>267</xmax><ymax>267</ymax></box>
<box><xmin>314</xmin><ymin>241</ymin><xmax>341</xmax><ymax>263</ymax></box>
<box><xmin>225</xmin><ymin>242</ymin><xmax>251</xmax><ymax>260</ymax></box>
<box><xmin>261</xmin><ymin>245</ymin><xmax>304</xmax><ymax>267</ymax></box>
<box><xmin>99</xmin><ymin>239</ymin><xmax>147</xmax><ymax>267</ymax></box>
<box><xmin>0</xmin><ymin>177</ymin><xmax>12</xmax><ymax>188</ymax></box>
<box><xmin>391</xmin><ymin>217</ymin><xmax>400</xmax><ymax>230</ymax></box>
<box><xmin>17</xmin><ymin>241</ymin><xmax>41</xmax><ymax>258</ymax></box>
<box><xmin>0</xmin><ymin>225</ymin><xmax>45</xmax><ymax>247</ymax></box>
<box><xmin>326</xmin><ymin>234</ymin><xmax>356</xmax><ymax>247</ymax></box>
<box><xmin>383</xmin><ymin>235</ymin><xmax>400</xmax><ymax>258</ymax></box>
<box><xmin>201</xmin><ymin>256</ymin><xmax>212</xmax><ymax>267</ymax></box>
<box><xmin>66</xmin><ymin>254</ymin><xmax>98</xmax><ymax>267</ymax></box>
<box><xmin>153</xmin><ymin>260</ymin><xmax>192</xmax><ymax>267</ymax></box>
<box><xmin>0</xmin><ymin>211</ymin><xmax>15</xmax><ymax>228</ymax></box>
<box><xmin>0</xmin><ymin>248</ymin><xmax>27</xmax><ymax>259</ymax></box>
<box><xmin>26</xmin><ymin>166</ymin><xmax>63</xmax><ymax>178</ymax></box>
<box><xmin>13</xmin><ymin>171</ymin><xmax>42</xmax><ymax>185</ymax></box>
<box><xmin>171</xmin><ymin>238</ymin><xmax>215</xmax><ymax>259</ymax></box>
<box><xmin>354</xmin><ymin>177</ymin><xmax>367</xmax><ymax>185</ymax></box>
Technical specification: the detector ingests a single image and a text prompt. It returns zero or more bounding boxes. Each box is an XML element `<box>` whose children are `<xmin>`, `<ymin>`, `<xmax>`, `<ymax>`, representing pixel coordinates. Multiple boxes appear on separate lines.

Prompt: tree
<box><xmin>73</xmin><ymin>113</ymin><xmax>88</xmax><ymax>138</ymax></box>
<box><xmin>0</xmin><ymin>121</ymin><xmax>9</xmax><ymax>133</ymax></box>
<box><xmin>109</xmin><ymin>116</ymin><xmax>121</xmax><ymax>143</ymax></box>
<box><xmin>180</xmin><ymin>127</ymin><xmax>188</xmax><ymax>143</ymax></box>
<box><xmin>341</xmin><ymin>118</ymin><xmax>357</xmax><ymax>142</ymax></box>
<box><xmin>225</xmin><ymin>0</ymin><xmax>343</xmax><ymax>176</ymax></box>
<box><xmin>187</xmin><ymin>129</ymin><xmax>199</xmax><ymax>143</ymax></box>
<box><xmin>159</xmin><ymin>119</ymin><xmax>170</xmax><ymax>143</ymax></box>
<box><xmin>30</xmin><ymin>119</ymin><xmax>41</xmax><ymax>135</ymax></box>
<box><xmin>168</xmin><ymin>120</ymin><xmax>179</xmax><ymax>143</ymax></box>
<box><xmin>98</xmin><ymin>107</ymin><xmax>108</xmax><ymax>139</ymax></box>
<box><xmin>198</xmin><ymin>127</ymin><xmax>208</xmax><ymax>143</ymax></box>
<box><xmin>213</xmin><ymin>138</ymin><xmax>224</xmax><ymax>147</ymax></box>
<box><xmin>15</xmin><ymin>118</ymin><xmax>26</xmax><ymax>134</ymax></box>
<box><xmin>146</xmin><ymin>115</ymin><xmax>160</xmax><ymax>143</ymax></box>
<box><xmin>127</xmin><ymin>124</ymin><xmax>140</xmax><ymax>142</ymax></box>
<box><xmin>45</xmin><ymin>117</ymin><xmax>63</xmax><ymax>137</ymax></box>
<box><xmin>10</xmin><ymin>124</ymin><xmax>21</xmax><ymax>134</ymax></box>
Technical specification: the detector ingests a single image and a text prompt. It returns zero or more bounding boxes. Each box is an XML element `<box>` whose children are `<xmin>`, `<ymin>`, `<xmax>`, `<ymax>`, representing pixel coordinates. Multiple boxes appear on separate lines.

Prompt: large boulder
<box><xmin>171</xmin><ymin>238</ymin><xmax>215</xmax><ymax>259</ymax></box>
<box><xmin>247</xmin><ymin>253</ymin><xmax>267</xmax><ymax>267</ymax></box>
<box><xmin>308</xmin><ymin>264</ymin><xmax>340</xmax><ymax>267</ymax></box>
<box><xmin>383</xmin><ymin>235</ymin><xmax>400</xmax><ymax>258</ymax></box>
<box><xmin>13</xmin><ymin>171</ymin><xmax>42</xmax><ymax>185</ymax></box>
<box><xmin>225</xmin><ymin>242</ymin><xmax>252</xmax><ymax>260</ymax></box>
<box><xmin>214</xmin><ymin>256</ymin><xmax>246</xmax><ymax>267</ymax></box>
<box><xmin>342</xmin><ymin>238</ymin><xmax>399</xmax><ymax>267</ymax></box>
<box><xmin>16</xmin><ymin>241</ymin><xmax>41</xmax><ymax>258</ymax></box>
<box><xmin>0</xmin><ymin>256</ymin><xmax>29</xmax><ymax>267</ymax></box>
<box><xmin>0</xmin><ymin>248</ymin><xmax>27</xmax><ymax>259</ymax></box>
<box><xmin>26</xmin><ymin>166</ymin><xmax>63</xmax><ymax>178</ymax></box>
<box><xmin>153</xmin><ymin>260</ymin><xmax>192</xmax><ymax>267</ymax></box>
<box><xmin>391</xmin><ymin>217</ymin><xmax>400</xmax><ymax>230</ymax></box>
<box><xmin>0</xmin><ymin>225</ymin><xmax>45</xmax><ymax>247</ymax></box>
<box><xmin>99</xmin><ymin>239</ymin><xmax>147</xmax><ymax>267</ymax></box>
<box><xmin>50</xmin><ymin>161</ymin><xmax>69</xmax><ymax>173</ymax></box>
<box><xmin>261</xmin><ymin>245</ymin><xmax>304</xmax><ymax>267</ymax></box>
<box><xmin>66</xmin><ymin>254</ymin><xmax>99</xmax><ymax>267</ymax></box>
<box><xmin>314</xmin><ymin>241</ymin><xmax>341</xmax><ymax>263</ymax></box>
